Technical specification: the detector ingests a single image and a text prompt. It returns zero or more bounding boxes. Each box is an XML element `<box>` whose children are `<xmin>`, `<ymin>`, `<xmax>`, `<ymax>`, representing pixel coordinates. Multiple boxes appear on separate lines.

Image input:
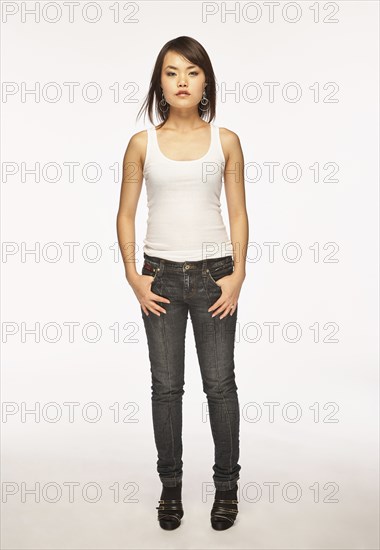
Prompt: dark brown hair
<box><xmin>136</xmin><ymin>36</ymin><xmax>217</xmax><ymax>127</ymax></box>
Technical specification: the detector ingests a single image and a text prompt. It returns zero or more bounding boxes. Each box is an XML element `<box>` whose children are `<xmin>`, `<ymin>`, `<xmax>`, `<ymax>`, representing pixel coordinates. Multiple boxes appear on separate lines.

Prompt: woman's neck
<box><xmin>159</xmin><ymin>112</ymin><xmax>207</xmax><ymax>132</ymax></box>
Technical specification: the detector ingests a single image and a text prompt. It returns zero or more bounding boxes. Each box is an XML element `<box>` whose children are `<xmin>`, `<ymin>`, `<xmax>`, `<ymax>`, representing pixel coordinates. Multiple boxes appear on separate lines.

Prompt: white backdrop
<box><xmin>1</xmin><ymin>1</ymin><xmax>379</xmax><ymax>548</ymax></box>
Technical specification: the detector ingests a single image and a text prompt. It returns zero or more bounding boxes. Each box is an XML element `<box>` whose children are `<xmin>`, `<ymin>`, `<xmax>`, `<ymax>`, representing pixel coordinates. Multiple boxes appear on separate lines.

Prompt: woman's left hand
<box><xmin>208</xmin><ymin>272</ymin><xmax>245</xmax><ymax>319</ymax></box>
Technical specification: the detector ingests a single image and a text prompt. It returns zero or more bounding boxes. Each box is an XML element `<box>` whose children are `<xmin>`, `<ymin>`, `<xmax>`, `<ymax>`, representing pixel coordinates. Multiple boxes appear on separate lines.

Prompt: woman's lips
<box><xmin>176</xmin><ymin>92</ymin><xmax>190</xmax><ymax>96</ymax></box>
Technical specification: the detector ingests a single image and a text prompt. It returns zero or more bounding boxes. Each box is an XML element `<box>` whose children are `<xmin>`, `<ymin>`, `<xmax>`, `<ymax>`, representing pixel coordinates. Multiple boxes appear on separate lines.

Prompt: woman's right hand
<box><xmin>130</xmin><ymin>274</ymin><xmax>170</xmax><ymax>317</ymax></box>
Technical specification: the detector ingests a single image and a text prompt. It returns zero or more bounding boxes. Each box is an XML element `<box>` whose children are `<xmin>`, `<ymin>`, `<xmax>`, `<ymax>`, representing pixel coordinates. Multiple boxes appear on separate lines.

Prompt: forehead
<box><xmin>162</xmin><ymin>51</ymin><xmax>200</xmax><ymax>69</ymax></box>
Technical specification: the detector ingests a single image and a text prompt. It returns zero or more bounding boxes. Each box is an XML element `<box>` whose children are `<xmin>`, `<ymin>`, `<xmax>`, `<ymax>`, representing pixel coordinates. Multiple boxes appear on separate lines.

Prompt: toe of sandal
<box><xmin>211</xmin><ymin>498</ymin><xmax>239</xmax><ymax>530</ymax></box>
<box><xmin>156</xmin><ymin>499</ymin><xmax>184</xmax><ymax>530</ymax></box>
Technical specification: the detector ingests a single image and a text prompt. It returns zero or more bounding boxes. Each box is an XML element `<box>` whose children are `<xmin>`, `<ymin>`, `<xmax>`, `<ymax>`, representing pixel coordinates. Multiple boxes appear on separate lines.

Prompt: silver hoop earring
<box><xmin>159</xmin><ymin>91</ymin><xmax>169</xmax><ymax>113</ymax></box>
<box><xmin>199</xmin><ymin>89</ymin><xmax>209</xmax><ymax>112</ymax></box>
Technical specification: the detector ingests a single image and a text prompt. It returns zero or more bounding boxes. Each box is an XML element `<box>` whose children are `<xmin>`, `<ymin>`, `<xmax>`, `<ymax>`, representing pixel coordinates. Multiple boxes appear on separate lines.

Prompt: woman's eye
<box><xmin>166</xmin><ymin>71</ymin><xmax>199</xmax><ymax>77</ymax></box>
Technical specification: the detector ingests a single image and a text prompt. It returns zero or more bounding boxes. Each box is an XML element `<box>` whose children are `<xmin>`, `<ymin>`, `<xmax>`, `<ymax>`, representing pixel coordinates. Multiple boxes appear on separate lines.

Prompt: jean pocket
<box><xmin>207</xmin><ymin>263</ymin><xmax>234</xmax><ymax>287</ymax></box>
<box><xmin>142</xmin><ymin>260</ymin><xmax>160</xmax><ymax>283</ymax></box>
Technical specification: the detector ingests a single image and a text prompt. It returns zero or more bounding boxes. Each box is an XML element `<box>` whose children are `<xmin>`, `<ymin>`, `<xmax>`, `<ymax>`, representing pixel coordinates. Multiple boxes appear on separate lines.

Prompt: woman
<box><xmin>116</xmin><ymin>36</ymin><xmax>249</xmax><ymax>531</ymax></box>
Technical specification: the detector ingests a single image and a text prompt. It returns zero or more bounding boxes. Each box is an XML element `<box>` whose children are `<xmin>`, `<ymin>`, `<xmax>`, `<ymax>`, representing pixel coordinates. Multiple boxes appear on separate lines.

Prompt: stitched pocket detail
<box><xmin>142</xmin><ymin>260</ymin><xmax>160</xmax><ymax>283</ymax></box>
<box><xmin>207</xmin><ymin>264</ymin><xmax>233</xmax><ymax>287</ymax></box>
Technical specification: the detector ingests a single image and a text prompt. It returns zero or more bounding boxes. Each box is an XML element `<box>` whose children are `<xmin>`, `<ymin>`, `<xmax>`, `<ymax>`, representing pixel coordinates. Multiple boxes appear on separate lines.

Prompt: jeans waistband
<box><xmin>143</xmin><ymin>253</ymin><xmax>234</xmax><ymax>273</ymax></box>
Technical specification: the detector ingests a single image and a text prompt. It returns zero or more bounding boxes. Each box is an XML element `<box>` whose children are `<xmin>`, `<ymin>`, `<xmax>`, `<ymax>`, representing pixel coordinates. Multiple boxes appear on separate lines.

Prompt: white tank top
<box><xmin>142</xmin><ymin>123</ymin><xmax>233</xmax><ymax>261</ymax></box>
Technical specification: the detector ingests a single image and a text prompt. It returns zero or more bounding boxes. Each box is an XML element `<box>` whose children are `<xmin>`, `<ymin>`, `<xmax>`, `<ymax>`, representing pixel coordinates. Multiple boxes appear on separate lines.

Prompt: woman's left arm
<box><xmin>207</xmin><ymin>129</ymin><xmax>249</xmax><ymax>319</ymax></box>
<box><xmin>222</xmin><ymin>128</ymin><xmax>249</xmax><ymax>282</ymax></box>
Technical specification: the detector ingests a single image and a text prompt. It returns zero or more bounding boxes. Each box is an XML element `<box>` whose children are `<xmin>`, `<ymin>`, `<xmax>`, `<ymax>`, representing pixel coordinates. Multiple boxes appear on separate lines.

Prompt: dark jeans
<box><xmin>140</xmin><ymin>252</ymin><xmax>241</xmax><ymax>491</ymax></box>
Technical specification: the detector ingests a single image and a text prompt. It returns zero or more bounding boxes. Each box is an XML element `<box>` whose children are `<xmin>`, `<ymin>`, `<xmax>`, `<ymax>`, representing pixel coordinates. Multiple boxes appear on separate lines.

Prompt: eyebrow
<box><xmin>164</xmin><ymin>65</ymin><xmax>198</xmax><ymax>70</ymax></box>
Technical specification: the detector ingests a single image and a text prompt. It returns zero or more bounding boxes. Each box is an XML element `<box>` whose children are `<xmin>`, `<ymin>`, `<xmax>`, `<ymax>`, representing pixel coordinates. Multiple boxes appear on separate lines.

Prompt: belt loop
<box><xmin>202</xmin><ymin>257</ymin><xmax>208</xmax><ymax>276</ymax></box>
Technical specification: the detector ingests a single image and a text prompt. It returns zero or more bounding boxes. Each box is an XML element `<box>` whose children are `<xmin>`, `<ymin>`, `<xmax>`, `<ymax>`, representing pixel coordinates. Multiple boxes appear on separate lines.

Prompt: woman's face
<box><xmin>160</xmin><ymin>50</ymin><xmax>206</xmax><ymax>110</ymax></box>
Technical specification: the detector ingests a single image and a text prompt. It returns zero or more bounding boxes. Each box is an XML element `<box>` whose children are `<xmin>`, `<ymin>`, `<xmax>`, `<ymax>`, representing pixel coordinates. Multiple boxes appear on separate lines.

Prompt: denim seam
<box><xmin>160</xmin><ymin>305</ymin><xmax>178</xmax><ymax>484</ymax></box>
<box><xmin>204</xmin><ymin>276</ymin><xmax>234</xmax><ymax>483</ymax></box>
<box><xmin>212</xmin><ymin>320</ymin><xmax>234</xmax><ymax>482</ymax></box>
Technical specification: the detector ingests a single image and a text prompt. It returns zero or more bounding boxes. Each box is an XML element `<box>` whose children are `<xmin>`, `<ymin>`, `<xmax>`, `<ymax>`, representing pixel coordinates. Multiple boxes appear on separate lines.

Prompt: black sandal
<box><xmin>211</xmin><ymin>498</ymin><xmax>239</xmax><ymax>530</ymax></box>
<box><xmin>156</xmin><ymin>499</ymin><xmax>184</xmax><ymax>530</ymax></box>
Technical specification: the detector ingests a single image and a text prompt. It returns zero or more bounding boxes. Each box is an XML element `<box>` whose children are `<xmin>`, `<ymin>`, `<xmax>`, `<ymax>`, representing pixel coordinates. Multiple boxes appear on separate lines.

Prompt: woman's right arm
<box><xmin>116</xmin><ymin>132</ymin><xmax>169</xmax><ymax>317</ymax></box>
<box><xmin>116</xmin><ymin>131</ymin><xmax>145</xmax><ymax>285</ymax></box>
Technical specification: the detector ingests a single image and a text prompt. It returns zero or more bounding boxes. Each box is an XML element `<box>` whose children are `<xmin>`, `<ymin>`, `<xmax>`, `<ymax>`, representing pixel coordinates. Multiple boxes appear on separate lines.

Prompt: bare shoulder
<box><xmin>127</xmin><ymin>129</ymin><xmax>148</xmax><ymax>154</ymax></box>
<box><xmin>124</xmin><ymin>129</ymin><xmax>148</xmax><ymax>166</ymax></box>
<box><xmin>218</xmin><ymin>127</ymin><xmax>242</xmax><ymax>161</ymax></box>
